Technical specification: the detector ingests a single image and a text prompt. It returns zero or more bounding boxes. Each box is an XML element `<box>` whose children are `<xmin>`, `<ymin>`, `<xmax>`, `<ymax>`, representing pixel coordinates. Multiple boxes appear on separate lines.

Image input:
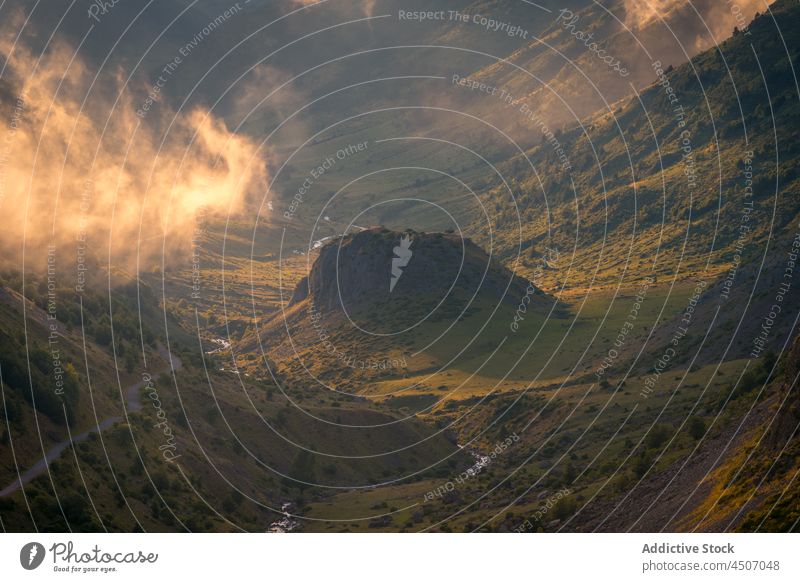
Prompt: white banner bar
<box><xmin>1</xmin><ymin>533</ymin><xmax>797</xmax><ymax>581</ymax></box>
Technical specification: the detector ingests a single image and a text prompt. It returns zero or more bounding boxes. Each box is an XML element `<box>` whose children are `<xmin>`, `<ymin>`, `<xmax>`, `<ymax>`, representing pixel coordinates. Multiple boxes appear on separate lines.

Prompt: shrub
<box><xmin>688</xmin><ymin>416</ymin><xmax>706</xmax><ymax>440</ymax></box>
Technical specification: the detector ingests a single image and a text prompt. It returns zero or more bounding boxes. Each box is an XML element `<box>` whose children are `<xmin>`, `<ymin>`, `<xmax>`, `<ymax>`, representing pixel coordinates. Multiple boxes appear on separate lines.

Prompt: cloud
<box><xmin>0</xmin><ymin>18</ymin><xmax>268</xmax><ymax>277</ymax></box>
<box><xmin>291</xmin><ymin>0</ymin><xmax>377</xmax><ymax>19</ymax></box>
<box><xmin>623</xmin><ymin>0</ymin><xmax>771</xmax><ymax>49</ymax></box>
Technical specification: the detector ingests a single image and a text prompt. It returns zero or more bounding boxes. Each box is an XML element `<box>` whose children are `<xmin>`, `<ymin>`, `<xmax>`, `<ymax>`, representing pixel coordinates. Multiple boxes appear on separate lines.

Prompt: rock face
<box><xmin>290</xmin><ymin>228</ymin><xmax>546</xmax><ymax>315</ymax></box>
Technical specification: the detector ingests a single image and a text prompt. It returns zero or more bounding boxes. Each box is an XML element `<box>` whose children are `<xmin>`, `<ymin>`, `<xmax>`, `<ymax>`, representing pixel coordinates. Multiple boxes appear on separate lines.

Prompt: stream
<box><xmin>205</xmin><ymin>338</ymin><xmax>231</xmax><ymax>355</ymax></box>
<box><xmin>457</xmin><ymin>444</ymin><xmax>492</xmax><ymax>477</ymax></box>
<box><xmin>267</xmin><ymin>502</ymin><xmax>300</xmax><ymax>533</ymax></box>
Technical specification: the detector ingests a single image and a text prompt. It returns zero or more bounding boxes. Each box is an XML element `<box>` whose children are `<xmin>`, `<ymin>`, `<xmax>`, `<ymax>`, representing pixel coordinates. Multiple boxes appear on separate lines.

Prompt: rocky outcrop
<box><xmin>290</xmin><ymin>228</ymin><xmax>548</xmax><ymax>314</ymax></box>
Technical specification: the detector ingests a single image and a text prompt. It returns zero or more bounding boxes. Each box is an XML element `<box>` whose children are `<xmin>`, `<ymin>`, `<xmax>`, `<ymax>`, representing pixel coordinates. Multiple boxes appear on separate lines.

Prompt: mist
<box><xmin>0</xmin><ymin>16</ymin><xmax>268</xmax><ymax>283</ymax></box>
<box><xmin>624</xmin><ymin>0</ymin><xmax>771</xmax><ymax>50</ymax></box>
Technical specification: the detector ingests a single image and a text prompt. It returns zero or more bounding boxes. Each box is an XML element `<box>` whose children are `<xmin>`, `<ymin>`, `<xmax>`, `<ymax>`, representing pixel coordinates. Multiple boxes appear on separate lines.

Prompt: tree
<box><xmin>553</xmin><ymin>497</ymin><xmax>576</xmax><ymax>520</ymax></box>
<box><xmin>563</xmin><ymin>462</ymin><xmax>576</xmax><ymax>486</ymax></box>
<box><xmin>761</xmin><ymin>350</ymin><xmax>777</xmax><ymax>376</ymax></box>
<box><xmin>62</xmin><ymin>362</ymin><xmax>81</xmax><ymax>426</ymax></box>
<box><xmin>645</xmin><ymin>425</ymin><xmax>671</xmax><ymax>449</ymax></box>
<box><xmin>634</xmin><ymin>452</ymin><xmax>651</xmax><ymax>478</ymax></box>
<box><xmin>288</xmin><ymin>450</ymin><xmax>316</xmax><ymax>492</ymax></box>
<box><xmin>125</xmin><ymin>350</ymin><xmax>136</xmax><ymax>374</ymax></box>
<box><xmin>689</xmin><ymin>417</ymin><xmax>706</xmax><ymax>440</ymax></box>
<box><xmin>93</xmin><ymin>315</ymin><xmax>112</xmax><ymax>346</ymax></box>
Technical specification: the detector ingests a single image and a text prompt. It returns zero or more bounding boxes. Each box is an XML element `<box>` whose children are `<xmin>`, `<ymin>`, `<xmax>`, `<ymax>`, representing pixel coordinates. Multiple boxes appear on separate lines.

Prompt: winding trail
<box><xmin>0</xmin><ymin>345</ymin><xmax>183</xmax><ymax>497</ymax></box>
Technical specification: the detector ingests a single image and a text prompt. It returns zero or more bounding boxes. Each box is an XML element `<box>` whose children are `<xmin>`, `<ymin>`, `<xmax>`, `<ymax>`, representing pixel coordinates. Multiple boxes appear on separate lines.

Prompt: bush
<box><xmin>645</xmin><ymin>425</ymin><xmax>671</xmax><ymax>449</ymax></box>
<box><xmin>688</xmin><ymin>417</ymin><xmax>706</xmax><ymax>440</ymax></box>
<box><xmin>553</xmin><ymin>497</ymin><xmax>577</xmax><ymax>520</ymax></box>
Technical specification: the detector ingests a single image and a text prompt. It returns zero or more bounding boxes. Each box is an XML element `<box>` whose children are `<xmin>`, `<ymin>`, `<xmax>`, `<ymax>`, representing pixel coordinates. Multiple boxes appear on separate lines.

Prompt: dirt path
<box><xmin>0</xmin><ymin>344</ymin><xmax>183</xmax><ymax>497</ymax></box>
